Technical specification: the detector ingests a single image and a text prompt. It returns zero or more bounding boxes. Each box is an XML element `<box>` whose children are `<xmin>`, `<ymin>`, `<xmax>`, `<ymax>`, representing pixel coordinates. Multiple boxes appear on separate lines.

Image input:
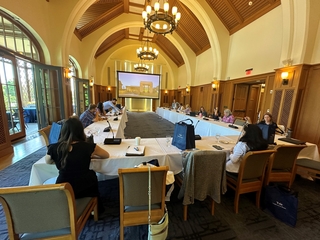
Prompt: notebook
<box><xmin>125</xmin><ymin>145</ymin><xmax>145</xmax><ymax>156</ymax></box>
<box><xmin>278</xmin><ymin>137</ymin><xmax>306</xmax><ymax>145</ymax></box>
<box><xmin>189</xmin><ymin>112</ymin><xmax>196</xmax><ymax>116</ymax></box>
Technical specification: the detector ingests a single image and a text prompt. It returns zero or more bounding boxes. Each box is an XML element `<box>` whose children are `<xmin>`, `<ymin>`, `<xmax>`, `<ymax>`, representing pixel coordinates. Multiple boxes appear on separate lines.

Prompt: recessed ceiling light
<box><xmin>248</xmin><ymin>1</ymin><xmax>253</xmax><ymax>6</ymax></box>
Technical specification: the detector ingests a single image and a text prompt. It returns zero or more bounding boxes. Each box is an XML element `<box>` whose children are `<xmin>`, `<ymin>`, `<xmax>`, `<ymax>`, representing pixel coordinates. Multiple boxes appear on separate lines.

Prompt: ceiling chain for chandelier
<box><xmin>142</xmin><ymin>0</ymin><xmax>181</xmax><ymax>35</ymax></box>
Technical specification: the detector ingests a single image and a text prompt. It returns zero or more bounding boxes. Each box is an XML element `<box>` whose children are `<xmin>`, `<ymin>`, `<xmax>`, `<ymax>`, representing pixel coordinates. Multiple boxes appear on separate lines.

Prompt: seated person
<box><xmin>198</xmin><ymin>106</ymin><xmax>207</xmax><ymax>117</ymax></box>
<box><xmin>175</xmin><ymin>102</ymin><xmax>180</xmax><ymax>111</ymax></box>
<box><xmin>103</xmin><ymin>98</ymin><xmax>121</xmax><ymax>114</ymax></box>
<box><xmin>184</xmin><ymin>104</ymin><xmax>191</xmax><ymax>115</ymax></box>
<box><xmin>171</xmin><ymin>99</ymin><xmax>177</xmax><ymax>109</ymax></box>
<box><xmin>210</xmin><ymin>107</ymin><xmax>221</xmax><ymax>120</ymax></box>
<box><xmin>245</xmin><ymin>113</ymin><xmax>284</xmax><ymax>143</ymax></box>
<box><xmin>178</xmin><ymin>104</ymin><xmax>185</xmax><ymax>111</ymax></box>
<box><xmin>221</xmin><ymin>109</ymin><xmax>235</xmax><ymax>123</ymax></box>
<box><xmin>79</xmin><ymin>104</ymin><xmax>99</xmax><ymax>128</ymax></box>
<box><xmin>45</xmin><ymin>117</ymin><xmax>110</xmax><ymax>216</ymax></box>
<box><xmin>96</xmin><ymin>102</ymin><xmax>107</xmax><ymax>117</ymax></box>
<box><xmin>226</xmin><ymin>124</ymin><xmax>268</xmax><ymax>173</ymax></box>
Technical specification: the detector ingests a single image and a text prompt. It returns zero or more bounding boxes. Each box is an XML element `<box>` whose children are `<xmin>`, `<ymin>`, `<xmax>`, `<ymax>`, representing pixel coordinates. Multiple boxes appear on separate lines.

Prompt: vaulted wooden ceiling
<box><xmin>74</xmin><ymin>0</ymin><xmax>281</xmax><ymax>67</ymax></box>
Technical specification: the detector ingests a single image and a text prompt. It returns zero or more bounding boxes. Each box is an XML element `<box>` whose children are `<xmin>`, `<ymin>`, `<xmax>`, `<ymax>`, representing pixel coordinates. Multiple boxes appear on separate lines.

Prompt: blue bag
<box><xmin>264</xmin><ymin>184</ymin><xmax>298</xmax><ymax>227</ymax></box>
<box><xmin>172</xmin><ymin>119</ymin><xmax>195</xmax><ymax>150</ymax></box>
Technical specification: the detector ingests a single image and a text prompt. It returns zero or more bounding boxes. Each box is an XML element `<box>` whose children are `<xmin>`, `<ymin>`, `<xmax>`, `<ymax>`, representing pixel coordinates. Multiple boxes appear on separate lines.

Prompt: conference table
<box><xmin>29</xmin><ymin>109</ymin><xmax>320</xmax><ymax>186</ymax></box>
<box><xmin>156</xmin><ymin>107</ymin><xmax>242</xmax><ymax>136</ymax></box>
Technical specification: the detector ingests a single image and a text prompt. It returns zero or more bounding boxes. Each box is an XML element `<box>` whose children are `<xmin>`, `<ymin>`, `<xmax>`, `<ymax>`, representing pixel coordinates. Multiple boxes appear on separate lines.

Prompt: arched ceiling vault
<box><xmin>74</xmin><ymin>0</ymin><xmax>281</xmax><ymax>67</ymax></box>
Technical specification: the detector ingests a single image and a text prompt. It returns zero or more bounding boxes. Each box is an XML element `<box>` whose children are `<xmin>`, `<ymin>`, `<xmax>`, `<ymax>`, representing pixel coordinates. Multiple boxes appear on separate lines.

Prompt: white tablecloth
<box><xmin>29</xmin><ymin>109</ymin><xmax>319</xmax><ymax>186</ymax></box>
<box><xmin>156</xmin><ymin>107</ymin><xmax>242</xmax><ymax>136</ymax></box>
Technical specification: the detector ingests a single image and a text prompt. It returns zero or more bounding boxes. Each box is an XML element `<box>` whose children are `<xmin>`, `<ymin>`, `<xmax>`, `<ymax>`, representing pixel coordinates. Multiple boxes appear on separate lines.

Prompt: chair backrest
<box><xmin>118</xmin><ymin>166</ymin><xmax>168</xmax><ymax>207</ymax></box>
<box><xmin>233</xmin><ymin>118</ymin><xmax>246</xmax><ymax>126</ymax></box>
<box><xmin>0</xmin><ymin>183</ymin><xmax>77</xmax><ymax>239</ymax></box>
<box><xmin>239</xmin><ymin>150</ymin><xmax>277</xmax><ymax>181</ymax></box>
<box><xmin>38</xmin><ymin>125</ymin><xmax>52</xmax><ymax>146</ymax></box>
<box><xmin>180</xmin><ymin>150</ymin><xmax>227</xmax><ymax>204</ymax></box>
<box><xmin>270</xmin><ymin>145</ymin><xmax>306</xmax><ymax>170</ymax></box>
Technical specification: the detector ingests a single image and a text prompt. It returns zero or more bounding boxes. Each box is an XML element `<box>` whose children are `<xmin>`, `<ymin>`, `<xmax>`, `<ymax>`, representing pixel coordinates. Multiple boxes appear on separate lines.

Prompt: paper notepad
<box><xmin>125</xmin><ymin>146</ymin><xmax>145</xmax><ymax>156</ymax></box>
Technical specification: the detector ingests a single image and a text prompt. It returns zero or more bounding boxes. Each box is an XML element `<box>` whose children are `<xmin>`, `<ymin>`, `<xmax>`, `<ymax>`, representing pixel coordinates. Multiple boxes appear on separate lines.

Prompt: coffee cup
<box><xmin>135</xmin><ymin>137</ymin><xmax>141</xmax><ymax>146</ymax></box>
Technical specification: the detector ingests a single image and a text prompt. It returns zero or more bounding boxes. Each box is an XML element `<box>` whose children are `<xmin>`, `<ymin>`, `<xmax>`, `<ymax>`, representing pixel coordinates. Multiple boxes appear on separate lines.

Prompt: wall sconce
<box><xmin>165</xmin><ymin>89</ymin><xmax>168</xmax><ymax>94</ymax></box>
<box><xmin>281</xmin><ymin>72</ymin><xmax>289</xmax><ymax>85</ymax></box>
<box><xmin>107</xmin><ymin>87</ymin><xmax>111</xmax><ymax>92</ymax></box>
<box><xmin>186</xmin><ymin>86</ymin><xmax>189</xmax><ymax>93</ymax></box>
<box><xmin>65</xmin><ymin>68</ymin><xmax>72</xmax><ymax>80</ymax></box>
<box><xmin>89</xmin><ymin>79</ymin><xmax>94</xmax><ymax>88</ymax></box>
<box><xmin>212</xmin><ymin>82</ymin><xmax>216</xmax><ymax>91</ymax></box>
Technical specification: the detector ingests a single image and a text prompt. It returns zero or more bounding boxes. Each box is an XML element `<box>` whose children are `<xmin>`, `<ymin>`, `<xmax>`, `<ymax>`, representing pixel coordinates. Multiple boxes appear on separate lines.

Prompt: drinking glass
<box><xmin>215</xmin><ymin>133</ymin><xmax>221</xmax><ymax>143</ymax></box>
<box><xmin>166</xmin><ymin>135</ymin><xmax>171</xmax><ymax>147</ymax></box>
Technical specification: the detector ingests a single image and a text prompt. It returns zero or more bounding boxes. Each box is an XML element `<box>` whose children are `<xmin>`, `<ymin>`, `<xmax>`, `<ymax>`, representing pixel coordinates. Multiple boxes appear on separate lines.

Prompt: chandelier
<box><xmin>142</xmin><ymin>0</ymin><xmax>181</xmax><ymax>35</ymax></box>
<box><xmin>134</xmin><ymin>60</ymin><xmax>149</xmax><ymax>72</ymax></box>
<box><xmin>136</xmin><ymin>39</ymin><xmax>159</xmax><ymax>60</ymax></box>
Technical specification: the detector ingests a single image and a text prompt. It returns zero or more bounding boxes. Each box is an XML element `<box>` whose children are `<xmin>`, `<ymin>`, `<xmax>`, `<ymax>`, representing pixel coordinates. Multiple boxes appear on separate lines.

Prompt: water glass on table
<box><xmin>166</xmin><ymin>135</ymin><xmax>171</xmax><ymax>147</ymax></box>
<box><xmin>215</xmin><ymin>133</ymin><xmax>221</xmax><ymax>143</ymax></box>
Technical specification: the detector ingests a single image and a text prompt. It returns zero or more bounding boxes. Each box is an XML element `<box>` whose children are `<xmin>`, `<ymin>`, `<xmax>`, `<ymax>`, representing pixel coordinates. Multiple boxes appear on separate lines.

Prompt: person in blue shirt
<box><xmin>79</xmin><ymin>104</ymin><xmax>98</xmax><ymax>128</ymax></box>
<box><xmin>103</xmin><ymin>98</ymin><xmax>120</xmax><ymax>113</ymax></box>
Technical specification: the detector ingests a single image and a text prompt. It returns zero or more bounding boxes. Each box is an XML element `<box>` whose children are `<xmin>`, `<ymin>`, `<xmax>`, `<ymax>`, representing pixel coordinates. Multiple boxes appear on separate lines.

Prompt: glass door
<box><xmin>74</xmin><ymin>77</ymin><xmax>90</xmax><ymax>116</ymax></box>
<box><xmin>33</xmin><ymin>64</ymin><xmax>65</xmax><ymax>129</ymax></box>
<box><xmin>0</xmin><ymin>52</ymin><xmax>26</xmax><ymax>140</ymax></box>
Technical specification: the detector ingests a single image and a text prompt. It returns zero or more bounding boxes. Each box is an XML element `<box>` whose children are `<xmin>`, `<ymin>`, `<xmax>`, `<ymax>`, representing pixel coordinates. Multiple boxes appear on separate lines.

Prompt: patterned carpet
<box><xmin>1</xmin><ymin>111</ymin><xmax>320</xmax><ymax>239</ymax></box>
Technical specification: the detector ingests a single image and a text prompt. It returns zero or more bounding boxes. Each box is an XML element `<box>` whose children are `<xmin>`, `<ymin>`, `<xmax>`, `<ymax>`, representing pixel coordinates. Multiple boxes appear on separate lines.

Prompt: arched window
<box><xmin>0</xmin><ymin>10</ymin><xmax>43</xmax><ymax>62</ymax></box>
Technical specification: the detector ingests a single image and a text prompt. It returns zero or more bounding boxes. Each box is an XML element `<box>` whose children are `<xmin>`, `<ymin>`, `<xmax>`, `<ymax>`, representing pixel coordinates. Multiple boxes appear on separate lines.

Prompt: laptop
<box><xmin>189</xmin><ymin>112</ymin><xmax>196</xmax><ymax>116</ymax></box>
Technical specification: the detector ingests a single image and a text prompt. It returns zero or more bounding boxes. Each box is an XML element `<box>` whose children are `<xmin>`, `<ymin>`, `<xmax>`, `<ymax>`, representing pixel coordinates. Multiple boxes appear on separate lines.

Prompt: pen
<box><xmin>134</xmin><ymin>147</ymin><xmax>139</xmax><ymax>151</ymax></box>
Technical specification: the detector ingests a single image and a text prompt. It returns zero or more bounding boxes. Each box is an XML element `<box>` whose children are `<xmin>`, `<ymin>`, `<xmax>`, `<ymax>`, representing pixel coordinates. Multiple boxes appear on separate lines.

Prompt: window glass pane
<box><xmin>14</xmin><ymin>25</ymin><xmax>24</xmax><ymax>53</ymax></box>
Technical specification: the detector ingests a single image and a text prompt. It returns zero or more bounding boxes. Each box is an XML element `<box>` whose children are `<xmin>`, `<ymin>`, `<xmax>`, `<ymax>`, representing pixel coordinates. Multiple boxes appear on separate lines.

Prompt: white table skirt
<box><xmin>156</xmin><ymin>107</ymin><xmax>242</xmax><ymax>136</ymax></box>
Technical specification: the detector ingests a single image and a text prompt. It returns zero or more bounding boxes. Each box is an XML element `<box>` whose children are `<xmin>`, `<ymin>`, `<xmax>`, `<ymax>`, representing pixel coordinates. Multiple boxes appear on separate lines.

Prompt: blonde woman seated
<box><xmin>178</xmin><ymin>104</ymin><xmax>185</xmax><ymax>112</ymax></box>
<box><xmin>222</xmin><ymin>109</ymin><xmax>235</xmax><ymax>123</ymax></box>
<box><xmin>184</xmin><ymin>104</ymin><xmax>191</xmax><ymax>115</ymax></box>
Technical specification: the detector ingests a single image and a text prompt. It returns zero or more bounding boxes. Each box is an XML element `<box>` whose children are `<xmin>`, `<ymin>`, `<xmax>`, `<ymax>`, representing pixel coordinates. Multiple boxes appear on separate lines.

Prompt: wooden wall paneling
<box><xmin>232</xmin><ymin>84</ymin><xmax>248</xmax><ymax>117</ymax></box>
<box><xmin>246</xmin><ymin>85</ymin><xmax>260</xmax><ymax>122</ymax></box>
<box><xmin>279</xmin><ymin>89</ymin><xmax>294</xmax><ymax>128</ymax></box>
<box><xmin>294</xmin><ymin>64</ymin><xmax>320</xmax><ymax>145</ymax></box>
<box><xmin>271</xmin><ymin>90</ymin><xmax>282</xmax><ymax>125</ymax></box>
<box><xmin>261</xmin><ymin>75</ymin><xmax>275</xmax><ymax>114</ymax></box>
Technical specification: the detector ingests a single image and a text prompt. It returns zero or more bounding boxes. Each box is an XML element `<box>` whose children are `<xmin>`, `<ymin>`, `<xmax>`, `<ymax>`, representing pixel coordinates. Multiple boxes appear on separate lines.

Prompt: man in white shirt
<box><xmin>103</xmin><ymin>98</ymin><xmax>120</xmax><ymax>113</ymax></box>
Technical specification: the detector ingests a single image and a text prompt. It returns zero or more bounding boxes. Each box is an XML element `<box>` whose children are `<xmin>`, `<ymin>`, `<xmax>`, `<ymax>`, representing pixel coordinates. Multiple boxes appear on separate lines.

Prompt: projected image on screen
<box><xmin>117</xmin><ymin>71</ymin><xmax>160</xmax><ymax>99</ymax></box>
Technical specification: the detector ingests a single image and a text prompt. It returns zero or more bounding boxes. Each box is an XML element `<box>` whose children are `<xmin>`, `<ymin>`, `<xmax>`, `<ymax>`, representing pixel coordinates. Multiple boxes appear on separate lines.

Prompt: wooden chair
<box><xmin>264</xmin><ymin>145</ymin><xmax>306</xmax><ymax>188</ymax></box>
<box><xmin>0</xmin><ymin>183</ymin><xmax>98</xmax><ymax>240</ymax></box>
<box><xmin>233</xmin><ymin>118</ymin><xmax>246</xmax><ymax>126</ymax></box>
<box><xmin>118</xmin><ymin>166</ymin><xmax>168</xmax><ymax>240</ymax></box>
<box><xmin>176</xmin><ymin>150</ymin><xmax>227</xmax><ymax>221</ymax></box>
<box><xmin>38</xmin><ymin>125</ymin><xmax>52</xmax><ymax>146</ymax></box>
<box><xmin>226</xmin><ymin>149</ymin><xmax>276</xmax><ymax>213</ymax></box>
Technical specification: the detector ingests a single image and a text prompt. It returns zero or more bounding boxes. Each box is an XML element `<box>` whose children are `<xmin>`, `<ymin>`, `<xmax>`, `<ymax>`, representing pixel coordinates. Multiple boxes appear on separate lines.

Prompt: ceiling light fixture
<box><xmin>142</xmin><ymin>0</ymin><xmax>181</xmax><ymax>35</ymax></box>
<box><xmin>134</xmin><ymin>60</ymin><xmax>149</xmax><ymax>72</ymax></box>
<box><xmin>136</xmin><ymin>38</ymin><xmax>159</xmax><ymax>60</ymax></box>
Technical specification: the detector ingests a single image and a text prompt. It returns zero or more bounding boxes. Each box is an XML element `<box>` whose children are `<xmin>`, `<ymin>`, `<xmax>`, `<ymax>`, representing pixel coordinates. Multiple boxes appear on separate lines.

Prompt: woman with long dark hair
<box><xmin>226</xmin><ymin>124</ymin><xmax>268</xmax><ymax>173</ymax></box>
<box><xmin>45</xmin><ymin>117</ymin><xmax>109</xmax><ymax>203</ymax></box>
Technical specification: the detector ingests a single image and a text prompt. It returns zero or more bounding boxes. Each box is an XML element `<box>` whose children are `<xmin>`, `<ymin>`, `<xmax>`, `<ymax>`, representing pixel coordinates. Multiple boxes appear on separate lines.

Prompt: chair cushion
<box><xmin>125</xmin><ymin>203</ymin><xmax>161</xmax><ymax>212</ymax></box>
<box><xmin>76</xmin><ymin>197</ymin><xmax>93</xmax><ymax>219</ymax></box>
<box><xmin>226</xmin><ymin>172</ymin><xmax>260</xmax><ymax>183</ymax></box>
<box><xmin>21</xmin><ymin>227</ymin><xmax>71</xmax><ymax>240</ymax></box>
<box><xmin>296</xmin><ymin>158</ymin><xmax>320</xmax><ymax>171</ymax></box>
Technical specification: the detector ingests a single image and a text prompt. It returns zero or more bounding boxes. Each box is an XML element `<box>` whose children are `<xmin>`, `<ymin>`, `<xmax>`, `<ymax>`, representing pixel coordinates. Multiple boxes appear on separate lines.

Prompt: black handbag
<box><xmin>172</xmin><ymin>118</ymin><xmax>195</xmax><ymax>150</ymax></box>
<box><xmin>264</xmin><ymin>184</ymin><xmax>298</xmax><ymax>227</ymax></box>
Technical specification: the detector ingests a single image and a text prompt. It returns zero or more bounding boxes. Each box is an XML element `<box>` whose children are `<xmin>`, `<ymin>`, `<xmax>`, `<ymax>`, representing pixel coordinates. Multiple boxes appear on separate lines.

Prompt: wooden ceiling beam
<box><xmin>177</xmin><ymin>24</ymin><xmax>202</xmax><ymax>53</ymax></box>
<box><xmin>225</xmin><ymin>0</ymin><xmax>243</xmax><ymax>24</ymax></box>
